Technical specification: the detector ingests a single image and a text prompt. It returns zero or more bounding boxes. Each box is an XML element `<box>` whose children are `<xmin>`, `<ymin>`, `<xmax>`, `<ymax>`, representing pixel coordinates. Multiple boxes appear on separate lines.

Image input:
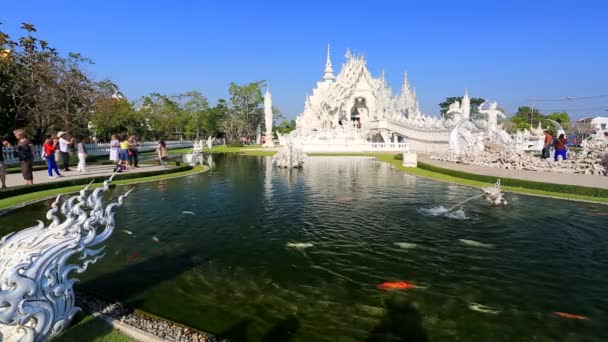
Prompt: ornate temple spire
<box><xmin>402</xmin><ymin>71</ymin><xmax>410</xmax><ymax>91</ymax></box>
<box><xmin>461</xmin><ymin>88</ymin><xmax>471</xmax><ymax>119</ymax></box>
<box><xmin>322</xmin><ymin>44</ymin><xmax>335</xmax><ymax>81</ymax></box>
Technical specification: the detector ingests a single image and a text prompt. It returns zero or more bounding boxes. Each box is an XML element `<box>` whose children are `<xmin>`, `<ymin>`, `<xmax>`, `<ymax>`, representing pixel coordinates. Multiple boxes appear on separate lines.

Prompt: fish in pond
<box><xmin>152</xmin><ymin>236</ymin><xmax>160</xmax><ymax>243</ymax></box>
<box><xmin>286</xmin><ymin>242</ymin><xmax>314</xmax><ymax>249</ymax></box>
<box><xmin>182</xmin><ymin>211</ymin><xmax>195</xmax><ymax>215</ymax></box>
<box><xmin>394</xmin><ymin>242</ymin><xmax>418</xmax><ymax>249</ymax></box>
<box><xmin>468</xmin><ymin>303</ymin><xmax>501</xmax><ymax>315</ymax></box>
<box><xmin>127</xmin><ymin>252</ymin><xmax>140</xmax><ymax>260</ymax></box>
<box><xmin>459</xmin><ymin>239</ymin><xmax>494</xmax><ymax>248</ymax></box>
<box><xmin>121</xmin><ymin>230</ymin><xmax>133</xmax><ymax>235</ymax></box>
<box><xmin>377</xmin><ymin>281</ymin><xmax>417</xmax><ymax>291</ymax></box>
<box><xmin>553</xmin><ymin>312</ymin><xmax>588</xmax><ymax>320</ymax></box>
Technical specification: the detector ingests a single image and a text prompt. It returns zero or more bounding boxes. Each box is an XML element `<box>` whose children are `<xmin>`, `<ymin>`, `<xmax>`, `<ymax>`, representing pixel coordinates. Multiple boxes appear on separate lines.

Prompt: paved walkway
<box><xmin>419</xmin><ymin>155</ymin><xmax>608</xmax><ymax>189</ymax></box>
<box><xmin>4</xmin><ymin>163</ymin><xmax>173</xmax><ymax>187</ymax></box>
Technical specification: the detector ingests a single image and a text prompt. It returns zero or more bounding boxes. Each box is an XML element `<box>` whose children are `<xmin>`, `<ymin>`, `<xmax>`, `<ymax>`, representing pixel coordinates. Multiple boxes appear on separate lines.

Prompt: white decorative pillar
<box><xmin>263</xmin><ymin>85</ymin><xmax>275</xmax><ymax>147</ymax></box>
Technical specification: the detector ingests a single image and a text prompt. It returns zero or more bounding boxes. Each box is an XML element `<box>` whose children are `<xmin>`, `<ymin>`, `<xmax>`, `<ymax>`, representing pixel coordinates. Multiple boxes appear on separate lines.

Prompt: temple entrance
<box><xmin>350</xmin><ymin>97</ymin><xmax>368</xmax><ymax>129</ymax></box>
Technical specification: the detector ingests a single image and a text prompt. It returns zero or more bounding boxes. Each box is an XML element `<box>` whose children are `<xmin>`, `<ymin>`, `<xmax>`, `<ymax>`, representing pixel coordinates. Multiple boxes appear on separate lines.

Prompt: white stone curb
<box><xmin>92</xmin><ymin>312</ymin><xmax>167</xmax><ymax>342</ymax></box>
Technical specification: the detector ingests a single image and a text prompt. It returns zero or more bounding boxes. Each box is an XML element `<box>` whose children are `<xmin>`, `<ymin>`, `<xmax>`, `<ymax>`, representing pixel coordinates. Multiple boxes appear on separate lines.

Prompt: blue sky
<box><xmin>2</xmin><ymin>0</ymin><xmax>607</xmax><ymax>119</ymax></box>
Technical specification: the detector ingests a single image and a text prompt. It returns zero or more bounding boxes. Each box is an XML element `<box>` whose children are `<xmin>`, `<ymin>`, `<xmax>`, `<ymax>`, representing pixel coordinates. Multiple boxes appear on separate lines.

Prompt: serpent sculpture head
<box><xmin>0</xmin><ymin>175</ymin><xmax>132</xmax><ymax>342</ymax></box>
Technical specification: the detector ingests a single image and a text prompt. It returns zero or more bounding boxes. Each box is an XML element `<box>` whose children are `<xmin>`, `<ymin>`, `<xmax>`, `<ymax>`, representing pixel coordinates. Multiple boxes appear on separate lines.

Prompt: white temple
<box><xmin>283</xmin><ymin>45</ymin><xmax>455</xmax><ymax>152</ymax></box>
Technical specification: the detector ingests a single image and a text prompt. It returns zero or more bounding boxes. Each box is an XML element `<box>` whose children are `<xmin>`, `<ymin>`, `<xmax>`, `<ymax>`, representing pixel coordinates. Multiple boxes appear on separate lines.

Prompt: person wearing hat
<box><xmin>57</xmin><ymin>131</ymin><xmax>73</xmax><ymax>171</ymax></box>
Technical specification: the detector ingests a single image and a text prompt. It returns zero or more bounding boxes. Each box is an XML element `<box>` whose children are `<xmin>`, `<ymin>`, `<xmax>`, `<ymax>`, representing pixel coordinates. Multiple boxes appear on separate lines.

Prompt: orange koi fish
<box><xmin>553</xmin><ymin>312</ymin><xmax>589</xmax><ymax>320</ymax></box>
<box><xmin>127</xmin><ymin>252</ymin><xmax>141</xmax><ymax>261</ymax></box>
<box><xmin>377</xmin><ymin>281</ymin><xmax>417</xmax><ymax>291</ymax></box>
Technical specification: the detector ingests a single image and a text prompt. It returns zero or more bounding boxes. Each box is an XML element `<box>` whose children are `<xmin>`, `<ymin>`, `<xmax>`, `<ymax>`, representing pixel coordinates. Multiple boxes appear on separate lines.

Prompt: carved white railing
<box><xmin>294</xmin><ymin>142</ymin><xmax>407</xmax><ymax>152</ymax></box>
<box><xmin>1</xmin><ymin>140</ymin><xmax>194</xmax><ymax>165</ymax></box>
<box><xmin>0</xmin><ymin>176</ymin><xmax>131</xmax><ymax>341</ymax></box>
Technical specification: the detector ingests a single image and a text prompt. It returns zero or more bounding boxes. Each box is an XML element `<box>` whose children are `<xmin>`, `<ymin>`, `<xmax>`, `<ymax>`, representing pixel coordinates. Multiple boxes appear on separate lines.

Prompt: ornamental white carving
<box><xmin>272</xmin><ymin>138</ymin><xmax>305</xmax><ymax>168</ymax></box>
<box><xmin>0</xmin><ymin>176</ymin><xmax>132</xmax><ymax>342</ymax></box>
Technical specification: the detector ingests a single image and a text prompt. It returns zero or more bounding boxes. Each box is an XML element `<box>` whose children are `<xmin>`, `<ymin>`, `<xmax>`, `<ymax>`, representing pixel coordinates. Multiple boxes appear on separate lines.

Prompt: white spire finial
<box><xmin>322</xmin><ymin>44</ymin><xmax>335</xmax><ymax>81</ymax></box>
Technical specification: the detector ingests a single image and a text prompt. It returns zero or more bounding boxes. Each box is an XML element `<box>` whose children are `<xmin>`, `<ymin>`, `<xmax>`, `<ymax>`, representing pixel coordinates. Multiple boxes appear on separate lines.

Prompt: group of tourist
<box><xmin>0</xmin><ymin>130</ymin><xmax>92</xmax><ymax>187</ymax></box>
<box><xmin>541</xmin><ymin>130</ymin><xmax>569</xmax><ymax>161</ymax></box>
<box><xmin>0</xmin><ymin>130</ymin><xmax>172</xmax><ymax>188</ymax></box>
<box><xmin>108</xmin><ymin>134</ymin><xmax>142</xmax><ymax>172</ymax></box>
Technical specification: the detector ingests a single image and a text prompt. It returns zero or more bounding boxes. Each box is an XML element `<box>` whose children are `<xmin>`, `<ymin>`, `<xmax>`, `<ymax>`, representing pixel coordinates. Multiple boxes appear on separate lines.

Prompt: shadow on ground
<box><xmin>366</xmin><ymin>296</ymin><xmax>428</xmax><ymax>342</ymax></box>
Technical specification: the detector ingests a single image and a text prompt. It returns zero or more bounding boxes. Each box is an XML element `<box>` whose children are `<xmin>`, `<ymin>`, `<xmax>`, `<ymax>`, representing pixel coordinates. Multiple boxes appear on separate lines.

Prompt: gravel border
<box><xmin>76</xmin><ymin>289</ymin><xmax>227</xmax><ymax>342</ymax></box>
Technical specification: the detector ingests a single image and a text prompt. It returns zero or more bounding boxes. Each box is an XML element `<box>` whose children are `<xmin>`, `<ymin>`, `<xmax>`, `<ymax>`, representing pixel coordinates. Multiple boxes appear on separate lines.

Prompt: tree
<box><xmin>90</xmin><ymin>97</ymin><xmax>141</xmax><ymax>141</ymax></box>
<box><xmin>509</xmin><ymin>106</ymin><xmax>545</xmax><ymax>131</ymax></box>
<box><xmin>179</xmin><ymin>91</ymin><xmax>209</xmax><ymax>138</ymax></box>
<box><xmin>138</xmin><ymin>93</ymin><xmax>184</xmax><ymax>139</ymax></box>
<box><xmin>275</xmin><ymin>119</ymin><xmax>296</xmax><ymax>135</ymax></box>
<box><xmin>220</xmin><ymin>81</ymin><xmax>265</xmax><ymax>143</ymax></box>
<box><xmin>0</xmin><ymin>22</ymin><xmax>110</xmax><ymax>140</ymax></box>
<box><xmin>439</xmin><ymin>96</ymin><xmax>486</xmax><ymax>116</ymax></box>
<box><xmin>546</xmin><ymin>111</ymin><xmax>570</xmax><ymax>130</ymax></box>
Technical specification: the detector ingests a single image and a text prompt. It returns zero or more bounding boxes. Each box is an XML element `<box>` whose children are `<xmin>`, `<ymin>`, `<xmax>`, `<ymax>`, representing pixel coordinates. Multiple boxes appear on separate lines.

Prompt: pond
<box><xmin>1</xmin><ymin>154</ymin><xmax>607</xmax><ymax>341</ymax></box>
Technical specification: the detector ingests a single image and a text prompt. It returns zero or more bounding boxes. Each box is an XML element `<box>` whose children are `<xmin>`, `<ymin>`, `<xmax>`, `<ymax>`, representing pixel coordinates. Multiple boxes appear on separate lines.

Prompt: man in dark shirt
<box><xmin>553</xmin><ymin>134</ymin><xmax>568</xmax><ymax>161</ymax></box>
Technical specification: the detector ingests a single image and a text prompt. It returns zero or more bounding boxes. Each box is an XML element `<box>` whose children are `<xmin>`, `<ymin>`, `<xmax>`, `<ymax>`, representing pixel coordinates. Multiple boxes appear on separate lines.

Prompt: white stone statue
<box><xmin>263</xmin><ymin>85</ymin><xmax>275</xmax><ymax>147</ymax></box>
<box><xmin>192</xmin><ymin>139</ymin><xmax>204</xmax><ymax>153</ymax></box>
<box><xmin>272</xmin><ymin>139</ymin><xmax>305</xmax><ymax>168</ymax></box>
<box><xmin>0</xmin><ymin>176</ymin><xmax>131</xmax><ymax>341</ymax></box>
<box><xmin>449</xmin><ymin>120</ymin><xmax>482</xmax><ymax>155</ymax></box>
<box><xmin>478</xmin><ymin>101</ymin><xmax>505</xmax><ymax>133</ymax></box>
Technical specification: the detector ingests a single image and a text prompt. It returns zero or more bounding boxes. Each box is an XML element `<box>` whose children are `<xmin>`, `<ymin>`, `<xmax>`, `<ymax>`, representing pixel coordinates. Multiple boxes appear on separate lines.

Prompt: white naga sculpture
<box><xmin>263</xmin><ymin>85</ymin><xmax>275</xmax><ymax>147</ymax></box>
<box><xmin>0</xmin><ymin>176</ymin><xmax>132</xmax><ymax>341</ymax></box>
<box><xmin>272</xmin><ymin>139</ymin><xmax>305</xmax><ymax>168</ymax></box>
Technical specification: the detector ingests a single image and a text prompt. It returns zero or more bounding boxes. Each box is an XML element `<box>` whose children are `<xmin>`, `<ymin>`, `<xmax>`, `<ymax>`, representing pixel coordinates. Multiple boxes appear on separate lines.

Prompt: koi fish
<box><xmin>182</xmin><ymin>211</ymin><xmax>195</xmax><ymax>215</ymax></box>
<box><xmin>468</xmin><ymin>303</ymin><xmax>501</xmax><ymax>315</ymax></box>
<box><xmin>127</xmin><ymin>252</ymin><xmax>140</xmax><ymax>260</ymax></box>
<box><xmin>121</xmin><ymin>230</ymin><xmax>133</xmax><ymax>235</ymax></box>
<box><xmin>152</xmin><ymin>236</ymin><xmax>160</xmax><ymax>243</ymax></box>
<box><xmin>553</xmin><ymin>312</ymin><xmax>588</xmax><ymax>320</ymax></box>
<box><xmin>459</xmin><ymin>239</ymin><xmax>494</xmax><ymax>248</ymax></box>
<box><xmin>286</xmin><ymin>242</ymin><xmax>314</xmax><ymax>249</ymax></box>
<box><xmin>377</xmin><ymin>281</ymin><xmax>417</xmax><ymax>291</ymax></box>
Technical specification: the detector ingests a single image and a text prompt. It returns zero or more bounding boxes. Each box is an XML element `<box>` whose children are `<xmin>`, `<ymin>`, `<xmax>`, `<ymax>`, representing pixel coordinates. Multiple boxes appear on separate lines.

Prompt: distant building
<box><xmin>578</xmin><ymin>116</ymin><xmax>608</xmax><ymax>133</ymax></box>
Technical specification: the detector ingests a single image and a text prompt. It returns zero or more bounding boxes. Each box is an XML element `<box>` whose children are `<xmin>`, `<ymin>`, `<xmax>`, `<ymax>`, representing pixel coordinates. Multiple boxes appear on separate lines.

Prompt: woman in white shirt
<box><xmin>109</xmin><ymin>135</ymin><xmax>120</xmax><ymax>164</ymax></box>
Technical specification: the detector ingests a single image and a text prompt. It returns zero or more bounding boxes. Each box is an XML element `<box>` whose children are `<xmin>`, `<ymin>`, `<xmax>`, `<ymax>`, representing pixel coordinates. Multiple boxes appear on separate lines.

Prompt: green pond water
<box><xmin>1</xmin><ymin>154</ymin><xmax>607</xmax><ymax>341</ymax></box>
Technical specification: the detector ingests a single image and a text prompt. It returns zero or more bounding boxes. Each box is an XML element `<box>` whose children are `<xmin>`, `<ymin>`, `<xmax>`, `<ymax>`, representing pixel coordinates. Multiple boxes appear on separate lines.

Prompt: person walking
<box><xmin>156</xmin><ymin>139</ymin><xmax>168</xmax><ymax>167</ymax></box>
<box><xmin>553</xmin><ymin>134</ymin><xmax>568</xmax><ymax>161</ymax></box>
<box><xmin>541</xmin><ymin>130</ymin><xmax>553</xmax><ymax>159</ymax></box>
<box><xmin>57</xmin><ymin>131</ymin><xmax>72</xmax><ymax>171</ymax></box>
<box><xmin>128</xmin><ymin>135</ymin><xmax>140</xmax><ymax>168</ymax></box>
<box><xmin>119</xmin><ymin>135</ymin><xmax>131</xmax><ymax>170</ymax></box>
<box><xmin>44</xmin><ymin>136</ymin><xmax>62</xmax><ymax>178</ymax></box>
<box><xmin>14</xmin><ymin>129</ymin><xmax>34</xmax><ymax>185</ymax></box>
<box><xmin>77</xmin><ymin>138</ymin><xmax>88</xmax><ymax>172</ymax></box>
<box><xmin>109</xmin><ymin>134</ymin><xmax>120</xmax><ymax>165</ymax></box>
<box><xmin>0</xmin><ymin>138</ymin><xmax>8</xmax><ymax>188</ymax></box>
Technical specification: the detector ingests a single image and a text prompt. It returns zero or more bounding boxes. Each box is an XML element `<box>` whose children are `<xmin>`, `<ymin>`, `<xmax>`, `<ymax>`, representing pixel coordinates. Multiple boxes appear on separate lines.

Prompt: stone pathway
<box><xmin>4</xmin><ymin>163</ymin><xmax>173</xmax><ymax>188</ymax></box>
<box><xmin>418</xmin><ymin>155</ymin><xmax>608</xmax><ymax>189</ymax></box>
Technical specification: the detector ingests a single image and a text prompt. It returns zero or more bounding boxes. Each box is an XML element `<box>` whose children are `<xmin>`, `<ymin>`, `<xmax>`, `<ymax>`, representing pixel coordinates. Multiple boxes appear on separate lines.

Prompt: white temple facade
<box><xmin>285</xmin><ymin>46</ymin><xmax>452</xmax><ymax>152</ymax></box>
<box><xmin>278</xmin><ymin>46</ymin><xmax>547</xmax><ymax>156</ymax></box>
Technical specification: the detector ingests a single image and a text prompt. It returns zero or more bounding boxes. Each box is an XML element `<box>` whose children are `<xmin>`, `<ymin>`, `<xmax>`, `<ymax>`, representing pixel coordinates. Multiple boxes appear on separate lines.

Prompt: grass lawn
<box><xmin>0</xmin><ymin>165</ymin><xmax>208</xmax><ymax>211</ymax></box>
<box><xmin>52</xmin><ymin>314</ymin><xmax>133</xmax><ymax>342</ymax></box>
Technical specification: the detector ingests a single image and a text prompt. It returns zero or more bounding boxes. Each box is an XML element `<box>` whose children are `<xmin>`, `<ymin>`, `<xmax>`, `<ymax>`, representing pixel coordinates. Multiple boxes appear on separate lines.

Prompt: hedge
<box><xmin>417</xmin><ymin>161</ymin><xmax>608</xmax><ymax>198</ymax></box>
<box><xmin>0</xmin><ymin>165</ymin><xmax>192</xmax><ymax>200</ymax></box>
